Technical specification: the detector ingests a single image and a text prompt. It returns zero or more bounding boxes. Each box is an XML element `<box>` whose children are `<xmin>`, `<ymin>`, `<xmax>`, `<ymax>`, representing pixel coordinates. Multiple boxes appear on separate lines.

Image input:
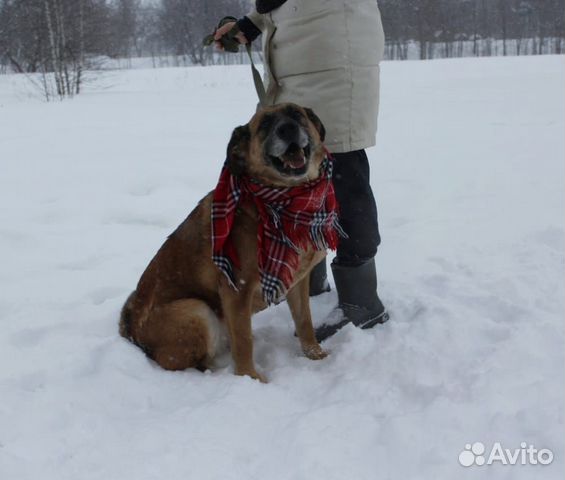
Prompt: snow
<box><xmin>1</xmin><ymin>55</ymin><xmax>564</xmax><ymax>479</ymax></box>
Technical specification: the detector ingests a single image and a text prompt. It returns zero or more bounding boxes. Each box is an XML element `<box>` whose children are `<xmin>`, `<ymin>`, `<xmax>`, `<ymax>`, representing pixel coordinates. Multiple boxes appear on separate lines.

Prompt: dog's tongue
<box><xmin>282</xmin><ymin>147</ymin><xmax>306</xmax><ymax>169</ymax></box>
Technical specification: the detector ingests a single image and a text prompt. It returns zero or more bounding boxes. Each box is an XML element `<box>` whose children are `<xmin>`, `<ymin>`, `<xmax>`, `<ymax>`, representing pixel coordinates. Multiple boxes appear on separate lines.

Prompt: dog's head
<box><xmin>226</xmin><ymin>103</ymin><xmax>327</xmax><ymax>186</ymax></box>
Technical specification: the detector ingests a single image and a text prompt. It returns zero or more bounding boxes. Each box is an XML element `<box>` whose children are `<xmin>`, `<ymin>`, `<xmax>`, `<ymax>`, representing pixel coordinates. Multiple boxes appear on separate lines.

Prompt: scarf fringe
<box><xmin>212</xmin><ymin>254</ymin><xmax>238</xmax><ymax>291</ymax></box>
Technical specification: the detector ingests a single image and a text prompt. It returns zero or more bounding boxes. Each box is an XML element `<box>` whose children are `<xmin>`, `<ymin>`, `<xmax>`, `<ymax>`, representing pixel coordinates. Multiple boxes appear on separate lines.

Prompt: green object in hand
<box><xmin>203</xmin><ymin>16</ymin><xmax>241</xmax><ymax>53</ymax></box>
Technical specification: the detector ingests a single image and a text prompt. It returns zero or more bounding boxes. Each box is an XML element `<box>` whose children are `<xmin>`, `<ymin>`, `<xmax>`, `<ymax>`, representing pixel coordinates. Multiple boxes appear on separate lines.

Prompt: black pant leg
<box><xmin>331</xmin><ymin>150</ymin><xmax>381</xmax><ymax>266</ymax></box>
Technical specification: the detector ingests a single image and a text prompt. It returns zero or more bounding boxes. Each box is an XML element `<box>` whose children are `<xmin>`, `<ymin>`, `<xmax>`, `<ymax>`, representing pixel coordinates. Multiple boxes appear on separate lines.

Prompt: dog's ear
<box><xmin>304</xmin><ymin>107</ymin><xmax>326</xmax><ymax>143</ymax></box>
<box><xmin>226</xmin><ymin>124</ymin><xmax>250</xmax><ymax>176</ymax></box>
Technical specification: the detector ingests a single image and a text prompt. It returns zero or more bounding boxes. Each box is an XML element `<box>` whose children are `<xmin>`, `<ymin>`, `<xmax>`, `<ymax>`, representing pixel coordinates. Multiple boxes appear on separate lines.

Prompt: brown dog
<box><xmin>120</xmin><ymin>103</ymin><xmax>336</xmax><ymax>382</ymax></box>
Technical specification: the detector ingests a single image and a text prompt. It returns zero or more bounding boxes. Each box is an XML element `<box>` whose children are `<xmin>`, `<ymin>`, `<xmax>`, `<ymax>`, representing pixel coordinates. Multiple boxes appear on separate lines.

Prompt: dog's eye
<box><xmin>258</xmin><ymin>114</ymin><xmax>275</xmax><ymax>137</ymax></box>
<box><xmin>282</xmin><ymin>106</ymin><xmax>305</xmax><ymax>124</ymax></box>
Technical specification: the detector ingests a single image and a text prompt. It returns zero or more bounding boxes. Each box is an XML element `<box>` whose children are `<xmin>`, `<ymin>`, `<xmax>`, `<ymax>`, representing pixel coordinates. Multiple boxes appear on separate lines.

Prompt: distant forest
<box><xmin>380</xmin><ymin>0</ymin><xmax>565</xmax><ymax>59</ymax></box>
<box><xmin>1</xmin><ymin>0</ymin><xmax>563</xmax><ymax>78</ymax></box>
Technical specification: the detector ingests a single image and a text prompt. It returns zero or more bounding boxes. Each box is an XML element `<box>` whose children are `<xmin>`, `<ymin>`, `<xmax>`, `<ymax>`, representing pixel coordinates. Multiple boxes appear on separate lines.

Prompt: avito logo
<box><xmin>459</xmin><ymin>442</ymin><xmax>553</xmax><ymax>467</ymax></box>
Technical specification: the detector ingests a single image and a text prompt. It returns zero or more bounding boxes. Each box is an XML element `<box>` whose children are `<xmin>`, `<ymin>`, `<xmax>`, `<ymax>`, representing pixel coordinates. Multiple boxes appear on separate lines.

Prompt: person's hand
<box><xmin>214</xmin><ymin>21</ymin><xmax>248</xmax><ymax>50</ymax></box>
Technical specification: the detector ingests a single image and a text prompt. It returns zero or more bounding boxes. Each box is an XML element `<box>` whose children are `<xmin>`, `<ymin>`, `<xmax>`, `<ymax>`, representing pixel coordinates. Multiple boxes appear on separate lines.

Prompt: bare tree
<box><xmin>0</xmin><ymin>0</ymin><xmax>117</xmax><ymax>98</ymax></box>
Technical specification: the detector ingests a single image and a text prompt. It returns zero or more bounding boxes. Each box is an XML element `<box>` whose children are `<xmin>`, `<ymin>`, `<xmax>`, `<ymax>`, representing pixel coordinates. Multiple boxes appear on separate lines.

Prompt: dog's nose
<box><xmin>275</xmin><ymin>121</ymin><xmax>300</xmax><ymax>144</ymax></box>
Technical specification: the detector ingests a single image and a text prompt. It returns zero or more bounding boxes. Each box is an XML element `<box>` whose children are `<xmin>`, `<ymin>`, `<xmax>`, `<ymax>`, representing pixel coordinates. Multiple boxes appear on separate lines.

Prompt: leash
<box><xmin>203</xmin><ymin>16</ymin><xmax>267</xmax><ymax>108</ymax></box>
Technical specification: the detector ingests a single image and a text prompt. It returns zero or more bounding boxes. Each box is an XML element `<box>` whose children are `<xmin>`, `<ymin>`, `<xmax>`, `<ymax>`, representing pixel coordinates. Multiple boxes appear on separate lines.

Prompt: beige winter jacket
<box><xmin>247</xmin><ymin>0</ymin><xmax>385</xmax><ymax>153</ymax></box>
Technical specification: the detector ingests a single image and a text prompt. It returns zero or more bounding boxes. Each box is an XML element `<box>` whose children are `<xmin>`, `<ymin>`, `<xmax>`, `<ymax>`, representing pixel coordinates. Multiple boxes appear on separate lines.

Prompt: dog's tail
<box><xmin>119</xmin><ymin>289</ymin><xmax>157</xmax><ymax>358</ymax></box>
<box><xmin>119</xmin><ymin>290</ymin><xmax>138</xmax><ymax>341</ymax></box>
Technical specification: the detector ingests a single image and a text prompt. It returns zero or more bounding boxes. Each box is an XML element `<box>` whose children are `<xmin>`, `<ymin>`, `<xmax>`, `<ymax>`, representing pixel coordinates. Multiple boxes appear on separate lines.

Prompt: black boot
<box><xmin>309</xmin><ymin>259</ymin><xmax>331</xmax><ymax>297</ymax></box>
<box><xmin>315</xmin><ymin>258</ymin><xmax>389</xmax><ymax>342</ymax></box>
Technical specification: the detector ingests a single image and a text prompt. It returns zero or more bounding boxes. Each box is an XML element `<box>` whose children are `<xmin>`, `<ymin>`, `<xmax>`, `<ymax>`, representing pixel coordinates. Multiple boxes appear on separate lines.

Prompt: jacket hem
<box><xmin>325</xmin><ymin>137</ymin><xmax>376</xmax><ymax>154</ymax></box>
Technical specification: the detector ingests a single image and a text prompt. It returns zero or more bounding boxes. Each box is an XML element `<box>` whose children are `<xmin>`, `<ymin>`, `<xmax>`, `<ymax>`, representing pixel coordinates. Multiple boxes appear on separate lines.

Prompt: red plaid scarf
<box><xmin>211</xmin><ymin>156</ymin><xmax>345</xmax><ymax>304</ymax></box>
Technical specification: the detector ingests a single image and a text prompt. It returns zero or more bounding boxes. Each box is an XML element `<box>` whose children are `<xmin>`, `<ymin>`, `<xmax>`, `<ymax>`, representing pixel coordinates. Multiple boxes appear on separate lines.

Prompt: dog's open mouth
<box><xmin>268</xmin><ymin>144</ymin><xmax>311</xmax><ymax>176</ymax></box>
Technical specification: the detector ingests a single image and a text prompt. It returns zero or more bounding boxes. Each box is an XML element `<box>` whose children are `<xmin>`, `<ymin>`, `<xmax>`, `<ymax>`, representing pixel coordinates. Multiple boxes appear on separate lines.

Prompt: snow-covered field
<box><xmin>1</xmin><ymin>55</ymin><xmax>564</xmax><ymax>479</ymax></box>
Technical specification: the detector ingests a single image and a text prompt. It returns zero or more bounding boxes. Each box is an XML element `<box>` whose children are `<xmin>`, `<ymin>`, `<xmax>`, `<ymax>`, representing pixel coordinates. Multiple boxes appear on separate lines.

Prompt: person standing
<box><xmin>215</xmin><ymin>0</ymin><xmax>389</xmax><ymax>341</ymax></box>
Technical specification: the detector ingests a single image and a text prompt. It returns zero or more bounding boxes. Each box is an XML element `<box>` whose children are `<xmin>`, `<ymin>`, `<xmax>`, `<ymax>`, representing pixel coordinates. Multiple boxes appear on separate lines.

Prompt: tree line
<box><xmin>1</xmin><ymin>0</ymin><xmax>564</xmax><ymax>95</ymax></box>
<box><xmin>380</xmin><ymin>0</ymin><xmax>565</xmax><ymax>59</ymax></box>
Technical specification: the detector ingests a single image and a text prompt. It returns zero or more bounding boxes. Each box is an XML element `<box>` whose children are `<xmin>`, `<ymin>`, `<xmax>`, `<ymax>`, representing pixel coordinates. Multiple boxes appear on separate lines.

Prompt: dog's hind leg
<box><xmin>144</xmin><ymin>299</ymin><xmax>226</xmax><ymax>371</ymax></box>
<box><xmin>286</xmin><ymin>277</ymin><xmax>328</xmax><ymax>360</ymax></box>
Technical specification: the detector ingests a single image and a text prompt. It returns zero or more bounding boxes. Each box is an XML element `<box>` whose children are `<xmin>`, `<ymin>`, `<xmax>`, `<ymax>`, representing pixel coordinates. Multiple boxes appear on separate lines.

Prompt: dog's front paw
<box><xmin>302</xmin><ymin>344</ymin><xmax>328</xmax><ymax>360</ymax></box>
<box><xmin>235</xmin><ymin>368</ymin><xmax>268</xmax><ymax>383</ymax></box>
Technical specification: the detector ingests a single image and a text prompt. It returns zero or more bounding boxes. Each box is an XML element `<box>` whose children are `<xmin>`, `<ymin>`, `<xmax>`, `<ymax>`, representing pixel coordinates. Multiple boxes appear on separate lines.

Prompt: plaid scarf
<box><xmin>211</xmin><ymin>156</ymin><xmax>345</xmax><ymax>305</ymax></box>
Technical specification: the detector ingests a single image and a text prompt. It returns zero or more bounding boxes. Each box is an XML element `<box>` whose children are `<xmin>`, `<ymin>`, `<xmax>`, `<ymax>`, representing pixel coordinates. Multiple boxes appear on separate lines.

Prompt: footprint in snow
<box><xmin>89</xmin><ymin>286</ymin><xmax>126</xmax><ymax>305</ymax></box>
<box><xmin>105</xmin><ymin>214</ymin><xmax>171</xmax><ymax>229</ymax></box>
<box><xmin>10</xmin><ymin>322</ymin><xmax>71</xmax><ymax>348</ymax></box>
<box><xmin>128</xmin><ymin>185</ymin><xmax>156</xmax><ymax>197</ymax></box>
